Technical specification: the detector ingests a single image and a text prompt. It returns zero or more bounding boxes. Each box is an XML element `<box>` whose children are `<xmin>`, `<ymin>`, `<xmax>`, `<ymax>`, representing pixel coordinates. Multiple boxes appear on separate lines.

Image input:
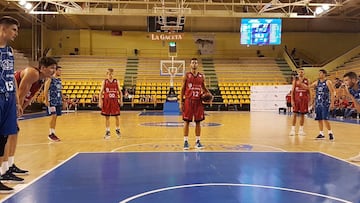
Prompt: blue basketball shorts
<box><xmin>315</xmin><ymin>106</ymin><xmax>330</xmax><ymax>120</ymax></box>
<box><xmin>0</xmin><ymin>93</ymin><xmax>18</xmax><ymax>136</ymax></box>
<box><xmin>47</xmin><ymin>105</ymin><xmax>62</xmax><ymax>116</ymax></box>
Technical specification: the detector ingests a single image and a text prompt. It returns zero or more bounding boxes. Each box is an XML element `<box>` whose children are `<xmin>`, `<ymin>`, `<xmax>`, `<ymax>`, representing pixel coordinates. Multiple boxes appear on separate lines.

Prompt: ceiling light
<box><xmin>24</xmin><ymin>2</ymin><xmax>33</xmax><ymax>10</ymax></box>
<box><xmin>19</xmin><ymin>0</ymin><xmax>26</xmax><ymax>6</ymax></box>
<box><xmin>315</xmin><ymin>7</ymin><xmax>324</xmax><ymax>15</ymax></box>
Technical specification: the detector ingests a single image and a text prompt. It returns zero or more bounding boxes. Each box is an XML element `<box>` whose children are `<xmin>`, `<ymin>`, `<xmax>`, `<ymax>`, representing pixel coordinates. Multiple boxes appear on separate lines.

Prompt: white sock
<box><xmin>291</xmin><ymin>126</ymin><xmax>295</xmax><ymax>131</ymax></box>
<box><xmin>116</xmin><ymin>127</ymin><xmax>120</xmax><ymax>131</ymax></box>
<box><xmin>328</xmin><ymin>130</ymin><xmax>333</xmax><ymax>134</ymax></box>
<box><xmin>8</xmin><ymin>156</ymin><xmax>14</xmax><ymax>166</ymax></box>
<box><xmin>106</xmin><ymin>128</ymin><xmax>110</xmax><ymax>132</ymax></box>
<box><xmin>50</xmin><ymin>128</ymin><xmax>55</xmax><ymax>134</ymax></box>
<box><xmin>320</xmin><ymin>131</ymin><xmax>324</xmax><ymax>135</ymax></box>
<box><xmin>196</xmin><ymin>136</ymin><xmax>200</xmax><ymax>141</ymax></box>
<box><xmin>184</xmin><ymin>137</ymin><xmax>188</xmax><ymax>141</ymax></box>
<box><xmin>0</xmin><ymin>164</ymin><xmax>3</xmax><ymax>175</ymax></box>
<box><xmin>2</xmin><ymin>162</ymin><xmax>8</xmax><ymax>173</ymax></box>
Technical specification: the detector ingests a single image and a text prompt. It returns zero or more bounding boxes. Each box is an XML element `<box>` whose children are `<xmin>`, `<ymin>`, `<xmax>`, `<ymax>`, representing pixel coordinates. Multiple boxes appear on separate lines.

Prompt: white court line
<box><xmin>119</xmin><ymin>183</ymin><xmax>352</xmax><ymax>203</ymax></box>
<box><xmin>111</xmin><ymin>141</ymin><xmax>286</xmax><ymax>152</ymax></box>
<box><xmin>0</xmin><ymin>153</ymin><xmax>80</xmax><ymax>203</ymax></box>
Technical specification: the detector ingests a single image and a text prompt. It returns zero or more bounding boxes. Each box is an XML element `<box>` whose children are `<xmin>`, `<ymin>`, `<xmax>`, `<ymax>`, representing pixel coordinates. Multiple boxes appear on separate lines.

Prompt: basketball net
<box><xmin>169</xmin><ymin>67</ymin><xmax>177</xmax><ymax>87</ymax></box>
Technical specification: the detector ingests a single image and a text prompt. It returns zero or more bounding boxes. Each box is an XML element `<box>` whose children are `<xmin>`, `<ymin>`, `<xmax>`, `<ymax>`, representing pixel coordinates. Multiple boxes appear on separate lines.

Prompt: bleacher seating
<box><xmin>34</xmin><ymin>56</ymin><xmax>290</xmax><ymax>109</ymax></box>
<box><xmin>330</xmin><ymin>54</ymin><xmax>360</xmax><ymax>79</ymax></box>
<box><xmin>214</xmin><ymin>57</ymin><xmax>288</xmax><ymax>84</ymax></box>
<box><xmin>59</xmin><ymin>55</ymin><xmax>127</xmax><ymax>81</ymax></box>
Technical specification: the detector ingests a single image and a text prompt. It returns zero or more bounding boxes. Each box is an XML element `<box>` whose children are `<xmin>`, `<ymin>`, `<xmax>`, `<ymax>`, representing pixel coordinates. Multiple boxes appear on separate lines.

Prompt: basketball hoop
<box><xmin>169</xmin><ymin>67</ymin><xmax>177</xmax><ymax>77</ymax></box>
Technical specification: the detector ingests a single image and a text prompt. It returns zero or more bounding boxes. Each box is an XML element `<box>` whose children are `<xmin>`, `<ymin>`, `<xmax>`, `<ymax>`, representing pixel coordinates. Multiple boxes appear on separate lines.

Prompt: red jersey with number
<box><xmin>294</xmin><ymin>77</ymin><xmax>309</xmax><ymax>99</ymax></box>
<box><xmin>183</xmin><ymin>72</ymin><xmax>205</xmax><ymax>122</ymax></box>
<box><xmin>103</xmin><ymin>79</ymin><xmax>119</xmax><ymax>100</ymax></box>
<box><xmin>14</xmin><ymin>69</ymin><xmax>43</xmax><ymax>102</ymax></box>
<box><xmin>184</xmin><ymin>72</ymin><xmax>204</xmax><ymax>100</ymax></box>
<box><xmin>101</xmin><ymin>79</ymin><xmax>120</xmax><ymax>116</ymax></box>
<box><xmin>293</xmin><ymin>77</ymin><xmax>309</xmax><ymax>113</ymax></box>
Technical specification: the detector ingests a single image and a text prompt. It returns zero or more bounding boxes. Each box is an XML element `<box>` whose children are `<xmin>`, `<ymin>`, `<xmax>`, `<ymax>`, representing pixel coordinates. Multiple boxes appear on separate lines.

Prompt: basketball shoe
<box><xmin>183</xmin><ymin>141</ymin><xmax>189</xmax><ymax>150</ymax></box>
<box><xmin>104</xmin><ymin>131</ymin><xmax>110</xmax><ymax>139</ymax></box>
<box><xmin>315</xmin><ymin>134</ymin><xmax>325</xmax><ymax>140</ymax></box>
<box><xmin>9</xmin><ymin>164</ymin><xmax>29</xmax><ymax>176</ymax></box>
<box><xmin>0</xmin><ymin>182</ymin><xmax>13</xmax><ymax>194</ymax></box>
<box><xmin>195</xmin><ymin>140</ymin><xmax>204</xmax><ymax>149</ymax></box>
<box><xmin>329</xmin><ymin>133</ymin><xmax>335</xmax><ymax>141</ymax></box>
<box><xmin>116</xmin><ymin>129</ymin><xmax>121</xmax><ymax>138</ymax></box>
<box><xmin>0</xmin><ymin>171</ymin><xmax>24</xmax><ymax>183</ymax></box>
<box><xmin>48</xmin><ymin>133</ymin><xmax>61</xmax><ymax>142</ymax></box>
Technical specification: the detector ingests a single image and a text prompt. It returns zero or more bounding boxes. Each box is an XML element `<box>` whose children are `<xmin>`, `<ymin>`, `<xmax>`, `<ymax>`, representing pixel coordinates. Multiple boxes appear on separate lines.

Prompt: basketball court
<box><xmin>0</xmin><ymin>111</ymin><xmax>359</xmax><ymax>202</ymax></box>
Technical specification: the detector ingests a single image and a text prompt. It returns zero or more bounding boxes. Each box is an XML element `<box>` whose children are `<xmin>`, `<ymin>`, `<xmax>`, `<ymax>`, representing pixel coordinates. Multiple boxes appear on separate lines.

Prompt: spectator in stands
<box><xmin>68</xmin><ymin>97</ymin><xmax>79</xmax><ymax>111</ymax></box>
<box><xmin>0</xmin><ymin>16</ymin><xmax>21</xmax><ymax>193</ymax></box>
<box><xmin>334</xmin><ymin>77</ymin><xmax>342</xmax><ymax>89</ymax></box>
<box><xmin>342</xmin><ymin>71</ymin><xmax>360</xmax><ymax>162</ymax></box>
<box><xmin>139</xmin><ymin>95</ymin><xmax>146</xmax><ymax>103</ymax></box>
<box><xmin>98</xmin><ymin>68</ymin><xmax>123</xmax><ymax>139</ymax></box>
<box><xmin>91</xmin><ymin>94</ymin><xmax>99</xmax><ymax>103</ymax></box>
<box><xmin>344</xmin><ymin>102</ymin><xmax>356</xmax><ymax>119</ymax></box>
<box><xmin>44</xmin><ymin>65</ymin><xmax>62</xmax><ymax>142</ymax></box>
<box><xmin>291</xmin><ymin>48</ymin><xmax>296</xmax><ymax>58</ymax></box>
<box><xmin>63</xmin><ymin>94</ymin><xmax>70</xmax><ymax>110</ymax></box>
<box><xmin>337</xmin><ymin>95</ymin><xmax>349</xmax><ymax>118</ymax></box>
<box><xmin>256</xmin><ymin>50</ymin><xmax>264</xmax><ymax>57</ymax></box>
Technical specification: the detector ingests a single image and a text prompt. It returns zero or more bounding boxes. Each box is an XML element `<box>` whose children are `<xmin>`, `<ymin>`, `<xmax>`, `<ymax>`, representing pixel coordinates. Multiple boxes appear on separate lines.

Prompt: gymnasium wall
<box><xmin>11</xmin><ymin>29</ymin><xmax>360</xmax><ymax>63</ymax></box>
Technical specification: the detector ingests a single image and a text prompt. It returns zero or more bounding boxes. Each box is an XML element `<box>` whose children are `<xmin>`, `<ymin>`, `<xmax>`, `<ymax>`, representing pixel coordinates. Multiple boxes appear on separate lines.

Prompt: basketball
<box><xmin>201</xmin><ymin>93</ymin><xmax>213</xmax><ymax>102</ymax></box>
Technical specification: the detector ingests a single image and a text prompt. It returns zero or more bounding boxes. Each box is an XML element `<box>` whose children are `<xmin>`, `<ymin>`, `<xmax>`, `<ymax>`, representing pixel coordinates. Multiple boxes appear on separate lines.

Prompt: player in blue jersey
<box><xmin>342</xmin><ymin>71</ymin><xmax>360</xmax><ymax>162</ymax></box>
<box><xmin>44</xmin><ymin>66</ymin><xmax>62</xmax><ymax>142</ymax></box>
<box><xmin>0</xmin><ymin>16</ymin><xmax>21</xmax><ymax>193</ymax></box>
<box><xmin>309</xmin><ymin>69</ymin><xmax>335</xmax><ymax>141</ymax></box>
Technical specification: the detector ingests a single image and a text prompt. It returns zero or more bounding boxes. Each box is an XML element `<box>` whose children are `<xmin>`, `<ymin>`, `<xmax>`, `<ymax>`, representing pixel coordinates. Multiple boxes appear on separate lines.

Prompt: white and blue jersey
<box><xmin>315</xmin><ymin>79</ymin><xmax>330</xmax><ymax>108</ymax></box>
<box><xmin>48</xmin><ymin>77</ymin><xmax>62</xmax><ymax>106</ymax></box>
<box><xmin>315</xmin><ymin>79</ymin><xmax>330</xmax><ymax>120</ymax></box>
<box><xmin>0</xmin><ymin>46</ymin><xmax>15</xmax><ymax>94</ymax></box>
<box><xmin>0</xmin><ymin>45</ymin><xmax>18</xmax><ymax>136</ymax></box>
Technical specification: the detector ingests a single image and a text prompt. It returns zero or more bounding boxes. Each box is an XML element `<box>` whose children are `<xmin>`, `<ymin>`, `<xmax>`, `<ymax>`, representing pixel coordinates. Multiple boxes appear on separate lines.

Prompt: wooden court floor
<box><xmin>0</xmin><ymin>111</ymin><xmax>359</xmax><ymax>201</ymax></box>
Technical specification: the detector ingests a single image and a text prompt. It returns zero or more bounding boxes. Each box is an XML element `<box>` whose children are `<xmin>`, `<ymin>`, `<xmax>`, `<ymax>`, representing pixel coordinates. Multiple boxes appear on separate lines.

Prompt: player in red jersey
<box><xmin>286</xmin><ymin>90</ymin><xmax>292</xmax><ymax>115</ymax></box>
<box><xmin>1</xmin><ymin>57</ymin><xmax>56</xmax><ymax>184</ymax></box>
<box><xmin>98</xmin><ymin>68</ymin><xmax>123</xmax><ymax>139</ymax></box>
<box><xmin>289</xmin><ymin>68</ymin><xmax>310</xmax><ymax>136</ymax></box>
<box><xmin>180</xmin><ymin>58</ymin><xmax>211</xmax><ymax>150</ymax></box>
